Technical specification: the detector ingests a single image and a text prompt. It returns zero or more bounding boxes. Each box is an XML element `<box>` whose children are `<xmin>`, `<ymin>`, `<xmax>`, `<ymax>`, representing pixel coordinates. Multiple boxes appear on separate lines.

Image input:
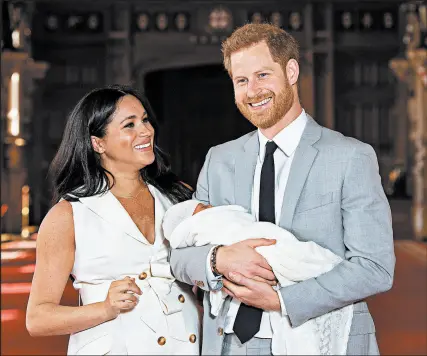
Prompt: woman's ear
<box><xmin>91</xmin><ymin>136</ymin><xmax>105</xmax><ymax>154</ymax></box>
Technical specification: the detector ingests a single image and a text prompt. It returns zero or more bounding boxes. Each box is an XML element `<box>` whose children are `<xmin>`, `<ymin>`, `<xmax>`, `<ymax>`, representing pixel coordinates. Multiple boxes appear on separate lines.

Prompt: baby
<box><xmin>163</xmin><ymin>200</ymin><xmax>354</xmax><ymax>355</ymax></box>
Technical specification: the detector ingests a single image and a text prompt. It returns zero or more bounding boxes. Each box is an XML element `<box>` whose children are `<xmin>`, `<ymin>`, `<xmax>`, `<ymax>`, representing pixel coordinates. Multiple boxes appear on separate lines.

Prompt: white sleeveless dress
<box><xmin>67</xmin><ymin>185</ymin><xmax>200</xmax><ymax>355</ymax></box>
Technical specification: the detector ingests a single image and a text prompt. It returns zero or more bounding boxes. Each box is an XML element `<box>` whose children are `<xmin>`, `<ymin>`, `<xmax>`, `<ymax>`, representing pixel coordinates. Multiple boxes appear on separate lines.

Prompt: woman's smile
<box><xmin>134</xmin><ymin>141</ymin><xmax>152</xmax><ymax>152</ymax></box>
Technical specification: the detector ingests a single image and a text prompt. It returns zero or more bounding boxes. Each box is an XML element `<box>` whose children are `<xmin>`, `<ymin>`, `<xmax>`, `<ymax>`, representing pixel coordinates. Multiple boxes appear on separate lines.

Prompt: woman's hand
<box><xmin>103</xmin><ymin>276</ymin><xmax>142</xmax><ymax>320</ymax></box>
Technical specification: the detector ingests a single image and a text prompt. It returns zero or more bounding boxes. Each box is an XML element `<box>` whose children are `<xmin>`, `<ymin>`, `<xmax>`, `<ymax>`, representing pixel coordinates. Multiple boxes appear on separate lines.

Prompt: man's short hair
<box><xmin>222</xmin><ymin>23</ymin><xmax>300</xmax><ymax>77</ymax></box>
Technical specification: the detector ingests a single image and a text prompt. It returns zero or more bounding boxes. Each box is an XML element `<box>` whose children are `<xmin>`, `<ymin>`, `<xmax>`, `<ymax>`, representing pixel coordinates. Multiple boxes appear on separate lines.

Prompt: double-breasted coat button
<box><xmin>157</xmin><ymin>336</ymin><xmax>166</xmax><ymax>346</ymax></box>
<box><xmin>178</xmin><ymin>294</ymin><xmax>185</xmax><ymax>303</ymax></box>
<box><xmin>189</xmin><ymin>334</ymin><xmax>197</xmax><ymax>343</ymax></box>
<box><xmin>138</xmin><ymin>272</ymin><xmax>147</xmax><ymax>280</ymax></box>
<box><xmin>217</xmin><ymin>327</ymin><xmax>224</xmax><ymax>336</ymax></box>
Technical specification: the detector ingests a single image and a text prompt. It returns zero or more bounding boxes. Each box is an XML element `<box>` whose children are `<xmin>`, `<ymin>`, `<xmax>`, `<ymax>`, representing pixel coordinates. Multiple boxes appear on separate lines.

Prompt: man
<box><xmin>170</xmin><ymin>23</ymin><xmax>395</xmax><ymax>355</ymax></box>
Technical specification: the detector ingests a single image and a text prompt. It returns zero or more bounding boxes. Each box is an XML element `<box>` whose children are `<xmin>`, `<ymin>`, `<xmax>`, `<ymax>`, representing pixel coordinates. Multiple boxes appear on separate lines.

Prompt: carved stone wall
<box><xmin>24</xmin><ymin>0</ymin><xmax>403</xmax><ymax>223</ymax></box>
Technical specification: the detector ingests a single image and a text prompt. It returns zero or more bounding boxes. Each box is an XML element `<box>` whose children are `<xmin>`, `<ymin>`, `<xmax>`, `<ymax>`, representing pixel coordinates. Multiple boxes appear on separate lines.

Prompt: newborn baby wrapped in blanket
<box><xmin>163</xmin><ymin>200</ymin><xmax>354</xmax><ymax>355</ymax></box>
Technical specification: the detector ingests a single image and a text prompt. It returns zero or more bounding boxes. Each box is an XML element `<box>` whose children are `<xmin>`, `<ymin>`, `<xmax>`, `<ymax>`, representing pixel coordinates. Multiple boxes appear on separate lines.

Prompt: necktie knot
<box><xmin>265</xmin><ymin>141</ymin><xmax>278</xmax><ymax>156</ymax></box>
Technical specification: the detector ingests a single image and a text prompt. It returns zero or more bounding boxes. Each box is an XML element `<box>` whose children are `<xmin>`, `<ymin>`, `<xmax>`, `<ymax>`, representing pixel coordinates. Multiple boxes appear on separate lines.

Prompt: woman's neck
<box><xmin>106</xmin><ymin>169</ymin><xmax>146</xmax><ymax>198</ymax></box>
<box><xmin>101</xmin><ymin>159</ymin><xmax>147</xmax><ymax>197</ymax></box>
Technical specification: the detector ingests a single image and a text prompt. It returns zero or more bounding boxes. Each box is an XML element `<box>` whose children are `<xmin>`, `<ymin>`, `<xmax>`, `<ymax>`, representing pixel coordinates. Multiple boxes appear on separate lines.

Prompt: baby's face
<box><xmin>192</xmin><ymin>203</ymin><xmax>212</xmax><ymax>215</ymax></box>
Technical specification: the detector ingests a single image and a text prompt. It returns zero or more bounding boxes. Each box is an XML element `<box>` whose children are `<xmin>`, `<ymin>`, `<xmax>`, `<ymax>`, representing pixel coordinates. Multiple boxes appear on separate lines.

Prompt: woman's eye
<box><xmin>124</xmin><ymin>122</ymin><xmax>134</xmax><ymax>128</ymax></box>
<box><xmin>142</xmin><ymin>117</ymin><xmax>149</xmax><ymax>123</ymax></box>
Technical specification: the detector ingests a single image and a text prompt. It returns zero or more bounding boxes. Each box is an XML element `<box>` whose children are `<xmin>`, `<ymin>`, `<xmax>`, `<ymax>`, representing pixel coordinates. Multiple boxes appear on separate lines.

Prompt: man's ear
<box><xmin>91</xmin><ymin>136</ymin><xmax>105</xmax><ymax>154</ymax></box>
<box><xmin>286</xmin><ymin>59</ymin><xmax>299</xmax><ymax>86</ymax></box>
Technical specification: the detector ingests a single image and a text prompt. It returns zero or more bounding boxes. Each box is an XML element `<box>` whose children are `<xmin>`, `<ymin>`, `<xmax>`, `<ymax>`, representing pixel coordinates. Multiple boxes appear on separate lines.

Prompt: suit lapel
<box><xmin>234</xmin><ymin>132</ymin><xmax>258</xmax><ymax>213</ymax></box>
<box><xmin>78</xmin><ymin>190</ymin><xmax>150</xmax><ymax>244</ymax></box>
<box><xmin>279</xmin><ymin>115</ymin><xmax>321</xmax><ymax>229</ymax></box>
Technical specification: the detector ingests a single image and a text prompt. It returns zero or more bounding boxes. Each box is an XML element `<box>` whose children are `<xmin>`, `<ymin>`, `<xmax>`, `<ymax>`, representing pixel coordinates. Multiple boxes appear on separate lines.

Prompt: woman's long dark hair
<box><xmin>49</xmin><ymin>85</ymin><xmax>192</xmax><ymax>204</ymax></box>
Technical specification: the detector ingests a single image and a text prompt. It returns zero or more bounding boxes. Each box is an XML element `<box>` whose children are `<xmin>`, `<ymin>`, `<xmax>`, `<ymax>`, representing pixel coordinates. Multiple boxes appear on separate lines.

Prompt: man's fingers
<box><xmin>245</xmin><ymin>238</ymin><xmax>276</xmax><ymax>249</ymax></box>
<box><xmin>252</xmin><ymin>265</ymin><xmax>276</xmax><ymax>281</ymax></box>
<box><xmin>228</xmin><ymin>272</ymin><xmax>255</xmax><ymax>288</ymax></box>
<box><xmin>222</xmin><ymin>286</ymin><xmax>236</xmax><ymax>298</ymax></box>
<box><xmin>223</xmin><ymin>279</ymin><xmax>241</xmax><ymax>296</ymax></box>
<box><xmin>251</xmin><ymin>275</ymin><xmax>277</xmax><ymax>286</ymax></box>
<box><xmin>257</xmin><ymin>257</ymin><xmax>274</xmax><ymax>272</ymax></box>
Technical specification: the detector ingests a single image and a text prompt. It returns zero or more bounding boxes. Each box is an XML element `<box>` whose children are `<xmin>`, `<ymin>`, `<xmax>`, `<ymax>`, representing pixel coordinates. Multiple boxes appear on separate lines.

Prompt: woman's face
<box><xmin>91</xmin><ymin>95</ymin><xmax>155</xmax><ymax>172</ymax></box>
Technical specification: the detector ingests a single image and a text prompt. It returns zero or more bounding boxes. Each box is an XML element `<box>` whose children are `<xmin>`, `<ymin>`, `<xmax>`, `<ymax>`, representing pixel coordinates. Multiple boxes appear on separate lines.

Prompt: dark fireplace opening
<box><xmin>145</xmin><ymin>64</ymin><xmax>254</xmax><ymax>187</ymax></box>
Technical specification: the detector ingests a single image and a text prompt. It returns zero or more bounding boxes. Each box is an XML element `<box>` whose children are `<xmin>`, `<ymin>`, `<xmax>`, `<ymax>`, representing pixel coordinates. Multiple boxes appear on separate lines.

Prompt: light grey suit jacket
<box><xmin>170</xmin><ymin>116</ymin><xmax>395</xmax><ymax>355</ymax></box>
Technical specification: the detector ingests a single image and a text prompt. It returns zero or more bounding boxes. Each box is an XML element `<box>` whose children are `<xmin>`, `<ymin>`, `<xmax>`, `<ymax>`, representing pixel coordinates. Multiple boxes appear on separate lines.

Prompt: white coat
<box><xmin>67</xmin><ymin>185</ymin><xmax>200</xmax><ymax>355</ymax></box>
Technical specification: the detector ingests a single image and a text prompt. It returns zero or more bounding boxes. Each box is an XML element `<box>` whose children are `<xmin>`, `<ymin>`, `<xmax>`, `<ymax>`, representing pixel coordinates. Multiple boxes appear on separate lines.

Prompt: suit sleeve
<box><xmin>280</xmin><ymin>144</ymin><xmax>395</xmax><ymax>327</ymax></box>
<box><xmin>170</xmin><ymin>148</ymin><xmax>215</xmax><ymax>291</ymax></box>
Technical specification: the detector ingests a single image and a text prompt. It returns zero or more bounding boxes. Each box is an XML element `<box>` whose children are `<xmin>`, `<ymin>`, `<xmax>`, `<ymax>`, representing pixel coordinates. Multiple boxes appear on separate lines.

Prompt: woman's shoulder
<box><xmin>36</xmin><ymin>200</ymin><xmax>75</xmax><ymax>247</ymax></box>
<box><xmin>52</xmin><ymin>199</ymin><xmax>73</xmax><ymax>214</ymax></box>
<box><xmin>41</xmin><ymin>200</ymin><xmax>74</xmax><ymax>230</ymax></box>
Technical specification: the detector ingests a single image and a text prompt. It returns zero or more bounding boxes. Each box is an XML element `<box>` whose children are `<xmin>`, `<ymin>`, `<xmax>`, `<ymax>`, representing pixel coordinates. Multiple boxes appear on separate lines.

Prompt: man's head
<box><xmin>222</xmin><ymin>24</ymin><xmax>300</xmax><ymax>131</ymax></box>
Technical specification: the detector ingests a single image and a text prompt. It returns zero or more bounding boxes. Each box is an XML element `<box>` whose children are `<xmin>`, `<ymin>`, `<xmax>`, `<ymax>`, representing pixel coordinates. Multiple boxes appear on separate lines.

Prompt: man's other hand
<box><xmin>216</xmin><ymin>238</ymin><xmax>277</xmax><ymax>285</ymax></box>
<box><xmin>222</xmin><ymin>272</ymin><xmax>281</xmax><ymax>311</ymax></box>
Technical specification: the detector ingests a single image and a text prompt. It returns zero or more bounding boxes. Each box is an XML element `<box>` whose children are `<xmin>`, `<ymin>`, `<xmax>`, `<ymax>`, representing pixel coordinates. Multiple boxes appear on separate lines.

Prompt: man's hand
<box><xmin>216</xmin><ymin>238</ymin><xmax>277</xmax><ymax>285</ymax></box>
<box><xmin>222</xmin><ymin>272</ymin><xmax>281</xmax><ymax>311</ymax></box>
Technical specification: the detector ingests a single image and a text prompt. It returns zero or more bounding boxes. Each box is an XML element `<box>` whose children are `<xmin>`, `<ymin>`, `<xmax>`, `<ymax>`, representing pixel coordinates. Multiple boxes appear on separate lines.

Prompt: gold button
<box><xmin>157</xmin><ymin>336</ymin><xmax>166</xmax><ymax>346</ymax></box>
<box><xmin>189</xmin><ymin>334</ymin><xmax>197</xmax><ymax>343</ymax></box>
<box><xmin>138</xmin><ymin>272</ymin><xmax>147</xmax><ymax>280</ymax></box>
<box><xmin>217</xmin><ymin>327</ymin><xmax>224</xmax><ymax>336</ymax></box>
<box><xmin>178</xmin><ymin>294</ymin><xmax>185</xmax><ymax>303</ymax></box>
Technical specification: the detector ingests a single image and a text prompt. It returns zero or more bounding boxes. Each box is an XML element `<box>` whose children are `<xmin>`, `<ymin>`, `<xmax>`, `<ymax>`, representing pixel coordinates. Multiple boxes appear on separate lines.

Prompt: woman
<box><xmin>26</xmin><ymin>85</ymin><xmax>201</xmax><ymax>355</ymax></box>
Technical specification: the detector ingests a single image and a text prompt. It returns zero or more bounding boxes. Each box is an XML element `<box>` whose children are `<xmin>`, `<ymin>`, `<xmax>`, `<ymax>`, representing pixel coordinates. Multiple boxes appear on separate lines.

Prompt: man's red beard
<box><xmin>236</xmin><ymin>81</ymin><xmax>294</xmax><ymax>129</ymax></box>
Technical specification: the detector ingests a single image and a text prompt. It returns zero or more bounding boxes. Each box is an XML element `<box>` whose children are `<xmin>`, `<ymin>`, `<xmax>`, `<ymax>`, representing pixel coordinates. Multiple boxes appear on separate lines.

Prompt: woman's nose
<box><xmin>138</xmin><ymin>123</ymin><xmax>151</xmax><ymax>136</ymax></box>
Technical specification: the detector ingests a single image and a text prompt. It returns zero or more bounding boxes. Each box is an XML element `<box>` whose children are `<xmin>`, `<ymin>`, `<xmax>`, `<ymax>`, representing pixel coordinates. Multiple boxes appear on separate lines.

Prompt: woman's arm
<box><xmin>26</xmin><ymin>200</ymin><xmax>141</xmax><ymax>336</ymax></box>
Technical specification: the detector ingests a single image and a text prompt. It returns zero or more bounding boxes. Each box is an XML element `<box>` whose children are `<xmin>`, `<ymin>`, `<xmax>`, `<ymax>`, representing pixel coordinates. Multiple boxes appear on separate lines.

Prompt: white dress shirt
<box><xmin>205</xmin><ymin>110</ymin><xmax>308</xmax><ymax>338</ymax></box>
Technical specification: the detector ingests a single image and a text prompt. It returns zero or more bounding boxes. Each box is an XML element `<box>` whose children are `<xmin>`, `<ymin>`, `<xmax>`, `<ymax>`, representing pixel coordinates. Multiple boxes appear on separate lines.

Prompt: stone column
<box><xmin>105</xmin><ymin>3</ymin><xmax>132</xmax><ymax>85</ymax></box>
<box><xmin>299</xmin><ymin>4</ymin><xmax>315</xmax><ymax>117</ymax></box>
<box><xmin>407</xmin><ymin>49</ymin><xmax>427</xmax><ymax>241</ymax></box>
<box><xmin>390</xmin><ymin>0</ymin><xmax>427</xmax><ymax>241</ymax></box>
<box><xmin>1</xmin><ymin>51</ymin><xmax>48</xmax><ymax>234</ymax></box>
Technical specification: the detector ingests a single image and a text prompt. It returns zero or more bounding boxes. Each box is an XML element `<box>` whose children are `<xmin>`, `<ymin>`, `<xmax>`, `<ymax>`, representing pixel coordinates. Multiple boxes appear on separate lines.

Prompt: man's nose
<box><xmin>246</xmin><ymin>79</ymin><xmax>261</xmax><ymax>98</ymax></box>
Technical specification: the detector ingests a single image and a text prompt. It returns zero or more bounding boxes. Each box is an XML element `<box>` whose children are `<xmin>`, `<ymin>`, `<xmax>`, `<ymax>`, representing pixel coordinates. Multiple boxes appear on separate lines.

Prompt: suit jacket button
<box><xmin>178</xmin><ymin>294</ymin><xmax>185</xmax><ymax>303</ymax></box>
<box><xmin>189</xmin><ymin>334</ymin><xmax>197</xmax><ymax>343</ymax></box>
<box><xmin>138</xmin><ymin>272</ymin><xmax>147</xmax><ymax>280</ymax></box>
<box><xmin>217</xmin><ymin>327</ymin><xmax>224</xmax><ymax>336</ymax></box>
<box><xmin>157</xmin><ymin>336</ymin><xmax>166</xmax><ymax>346</ymax></box>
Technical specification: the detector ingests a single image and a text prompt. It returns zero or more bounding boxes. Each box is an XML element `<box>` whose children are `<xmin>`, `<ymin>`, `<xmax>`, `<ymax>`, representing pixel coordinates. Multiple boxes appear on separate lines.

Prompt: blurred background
<box><xmin>1</xmin><ymin>0</ymin><xmax>426</xmax><ymax>355</ymax></box>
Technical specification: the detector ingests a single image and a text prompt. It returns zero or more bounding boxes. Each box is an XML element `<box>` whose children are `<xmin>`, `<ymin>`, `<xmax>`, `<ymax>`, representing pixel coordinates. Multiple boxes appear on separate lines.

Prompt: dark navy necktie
<box><xmin>233</xmin><ymin>141</ymin><xmax>278</xmax><ymax>344</ymax></box>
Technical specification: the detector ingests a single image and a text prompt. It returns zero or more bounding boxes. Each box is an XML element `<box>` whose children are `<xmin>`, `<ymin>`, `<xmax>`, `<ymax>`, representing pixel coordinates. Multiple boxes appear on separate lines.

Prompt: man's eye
<box><xmin>237</xmin><ymin>79</ymin><xmax>246</xmax><ymax>84</ymax></box>
<box><xmin>259</xmin><ymin>73</ymin><xmax>268</xmax><ymax>78</ymax></box>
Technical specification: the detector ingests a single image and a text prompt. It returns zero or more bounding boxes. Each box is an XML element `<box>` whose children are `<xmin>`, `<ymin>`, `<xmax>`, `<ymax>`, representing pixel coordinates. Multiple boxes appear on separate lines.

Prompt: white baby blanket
<box><xmin>164</xmin><ymin>204</ymin><xmax>353</xmax><ymax>355</ymax></box>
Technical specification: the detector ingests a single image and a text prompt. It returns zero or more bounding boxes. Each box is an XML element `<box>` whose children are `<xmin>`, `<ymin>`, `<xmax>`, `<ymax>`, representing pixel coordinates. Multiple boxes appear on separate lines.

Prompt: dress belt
<box><xmin>77</xmin><ymin>262</ymin><xmax>189</xmax><ymax>341</ymax></box>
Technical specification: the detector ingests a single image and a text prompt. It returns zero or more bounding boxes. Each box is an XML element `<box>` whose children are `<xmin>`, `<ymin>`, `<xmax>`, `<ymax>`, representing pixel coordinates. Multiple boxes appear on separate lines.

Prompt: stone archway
<box><xmin>132</xmin><ymin>48</ymin><xmax>315</xmax><ymax>185</ymax></box>
<box><xmin>141</xmin><ymin>64</ymin><xmax>253</xmax><ymax>186</ymax></box>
